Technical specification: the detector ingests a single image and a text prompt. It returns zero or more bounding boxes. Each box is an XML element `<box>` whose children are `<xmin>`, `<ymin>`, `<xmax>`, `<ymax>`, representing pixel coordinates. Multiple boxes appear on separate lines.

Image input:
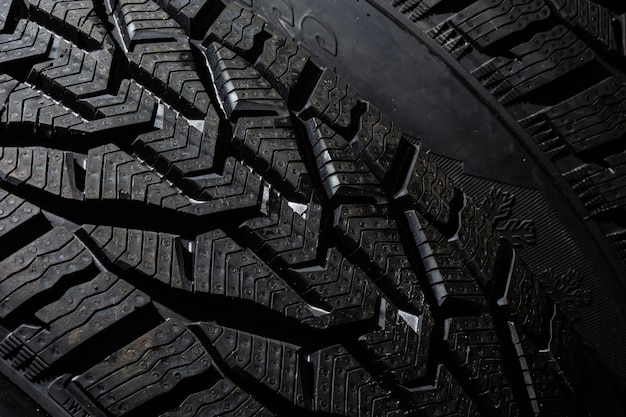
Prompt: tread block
<box><xmin>497</xmin><ymin>246</ymin><xmax>547</xmax><ymax>337</ymax></box>
<box><xmin>452</xmin><ymin>200</ymin><xmax>500</xmax><ymax>286</ymax></box>
<box><xmin>563</xmin><ymin>153</ymin><xmax>626</xmax><ymax>216</ymax></box>
<box><xmin>0</xmin><ymin>20</ymin><xmax>54</xmax><ymax>67</ymax></box>
<box><xmin>394</xmin><ymin>143</ymin><xmax>457</xmax><ymax>226</ymax></box>
<box><xmin>206</xmin><ymin>3</ymin><xmax>266</xmax><ymax>58</ymax></box>
<box><xmin>430</xmin><ymin>0</ymin><xmax>551</xmax><ymax>52</ymax></box>
<box><xmin>508</xmin><ymin>322</ymin><xmax>570</xmax><ymax>416</ymax></box>
<box><xmin>155</xmin><ymin>0</ymin><xmax>221</xmax><ymax>37</ymax></box>
<box><xmin>75</xmin><ymin>79</ymin><xmax>157</xmax><ymax>135</ymax></box>
<box><xmin>130</xmin><ymin>40</ymin><xmax>211</xmax><ymax>117</ymax></box>
<box><xmin>0</xmin><ymin>227</ymin><xmax>94</xmax><ymax>318</ymax></box>
<box><xmin>255</xmin><ymin>34</ymin><xmax>310</xmax><ymax>97</ymax></box>
<box><xmin>548</xmin><ymin>0</ymin><xmax>625</xmax><ymax>56</ymax></box>
<box><xmin>350</xmin><ymin>104</ymin><xmax>402</xmax><ymax>181</ymax></box>
<box><xmin>205</xmin><ymin>42</ymin><xmax>285</xmax><ymax>117</ymax></box>
<box><xmin>472</xmin><ymin>26</ymin><xmax>595</xmax><ymax>104</ymax></box>
<box><xmin>0</xmin><ymin>0</ymin><xmax>17</xmax><ymax>33</ymax></box>
<box><xmin>28</xmin><ymin>0</ymin><xmax>109</xmax><ymax>49</ymax></box>
<box><xmin>301</xmin><ymin>68</ymin><xmax>360</xmax><ymax>129</ymax></box>
<box><xmin>113</xmin><ymin>0</ymin><xmax>186</xmax><ymax>48</ymax></box>
<box><xmin>0</xmin><ymin>72</ymin><xmax>18</xmax><ymax>103</ymax></box>
<box><xmin>134</xmin><ymin>105</ymin><xmax>219</xmax><ymax>179</ymax></box>
<box><xmin>85</xmin><ymin>144</ymin><xmax>260</xmax><ymax>216</ymax></box>
<box><xmin>520</xmin><ymin>76</ymin><xmax>626</xmax><ymax>155</ymax></box>
<box><xmin>389</xmin><ymin>0</ymin><xmax>446</xmax><ymax>21</ymax></box>
<box><xmin>73</xmin><ymin>319</ymin><xmax>213</xmax><ymax>416</ymax></box>
<box><xmin>0</xmin><ymin>271</ymin><xmax>151</xmax><ymax>380</ymax></box>
<box><xmin>85</xmin><ymin>143</ymin><xmax>187</xmax><ymax>209</ymax></box>
<box><xmin>361</xmin><ymin>298</ymin><xmax>433</xmax><ymax>384</ymax></box>
<box><xmin>29</xmin><ymin>43</ymin><xmax>113</xmax><ymax>116</ymax></box>
<box><xmin>202</xmin><ymin>324</ymin><xmax>306</xmax><ymax>406</ymax></box>
<box><xmin>443</xmin><ymin>316</ymin><xmax>518</xmax><ymax>415</ymax></box>
<box><xmin>0</xmin><ymin>190</ymin><xmax>48</xmax><ymax>254</ymax></box>
<box><xmin>193</xmin><ymin>229</ymin><xmax>316</xmax><ymax>322</ymax></box>
<box><xmin>545</xmin><ymin>305</ymin><xmax>582</xmax><ymax>388</ymax></box>
<box><xmin>160</xmin><ymin>377</ymin><xmax>275</xmax><ymax>417</ymax></box>
<box><xmin>0</xmin><ymin>147</ymin><xmax>83</xmax><ymax>200</ymax></box>
<box><xmin>334</xmin><ymin>204</ymin><xmax>426</xmax><ymax>310</ymax></box>
<box><xmin>405</xmin><ymin>210</ymin><xmax>487</xmax><ymax>309</ymax></box>
<box><xmin>241</xmin><ymin>189</ymin><xmax>322</xmax><ymax>267</ymax></box>
<box><xmin>136</xmin><ymin>114</ymin><xmax>263</xmax><ymax>206</ymax></box>
<box><xmin>2</xmin><ymin>82</ymin><xmax>86</xmax><ymax>135</ymax></box>
<box><xmin>85</xmin><ymin>225</ymin><xmax>192</xmax><ymax>291</ymax></box>
<box><xmin>290</xmin><ymin>248</ymin><xmax>380</xmax><ymax>328</ymax></box>
<box><xmin>305</xmin><ymin>118</ymin><xmax>383</xmax><ymax>199</ymax></box>
<box><xmin>233</xmin><ymin>115</ymin><xmax>314</xmax><ymax>201</ymax></box>
<box><xmin>409</xmin><ymin>365</ymin><xmax>481</xmax><ymax>417</ymax></box>
<box><xmin>310</xmin><ymin>344</ymin><xmax>402</xmax><ymax>417</ymax></box>
<box><xmin>189</xmin><ymin>156</ymin><xmax>263</xmax><ymax>208</ymax></box>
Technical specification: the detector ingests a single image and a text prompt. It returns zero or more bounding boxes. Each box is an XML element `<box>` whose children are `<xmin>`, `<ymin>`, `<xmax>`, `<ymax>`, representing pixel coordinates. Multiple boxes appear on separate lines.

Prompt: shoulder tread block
<box><xmin>430</xmin><ymin>0</ymin><xmax>551</xmax><ymax>52</ymax></box>
<box><xmin>301</xmin><ymin>68</ymin><xmax>360</xmax><ymax>129</ymax></box>
<box><xmin>206</xmin><ymin>3</ymin><xmax>266</xmax><ymax>59</ymax></box>
<box><xmin>205</xmin><ymin>42</ymin><xmax>285</xmax><ymax>117</ymax></box>
<box><xmin>394</xmin><ymin>143</ymin><xmax>457</xmax><ymax>226</ymax></box>
<box><xmin>563</xmin><ymin>154</ymin><xmax>626</xmax><ymax>217</ymax></box>
<box><xmin>547</xmin><ymin>0</ymin><xmax>626</xmax><ymax>56</ymax></box>
<box><xmin>233</xmin><ymin>115</ymin><xmax>314</xmax><ymax>201</ymax></box>
<box><xmin>350</xmin><ymin>105</ymin><xmax>403</xmax><ymax>181</ymax></box>
<box><xmin>497</xmin><ymin>247</ymin><xmax>547</xmax><ymax>337</ymax></box>
<box><xmin>472</xmin><ymin>25</ymin><xmax>595</xmax><ymax>104</ymax></box>
<box><xmin>305</xmin><ymin>118</ymin><xmax>383</xmax><ymax>199</ymax></box>
<box><xmin>255</xmin><ymin>34</ymin><xmax>310</xmax><ymax>97</ymax></box>
<box><xmin>520</xmin><ymin>76</ymin><xmax>626</xmax><ymax>155</ymax></box>
<box><xmin>452</xmin><ymin>199</ymin><xmax>500</xmax><ymax>286</ymax></box>
<box><xmin>405</xmin><ymin>210</ymin><xmax>487</xmax><ymax>310</ymax></box>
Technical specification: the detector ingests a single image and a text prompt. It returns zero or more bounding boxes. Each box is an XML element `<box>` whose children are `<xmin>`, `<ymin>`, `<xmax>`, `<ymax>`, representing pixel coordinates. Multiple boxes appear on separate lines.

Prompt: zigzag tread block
<box><xmin>0</xmin><ymin>270</ymin><xmax>151</xmax><ymax>380</ymax></box>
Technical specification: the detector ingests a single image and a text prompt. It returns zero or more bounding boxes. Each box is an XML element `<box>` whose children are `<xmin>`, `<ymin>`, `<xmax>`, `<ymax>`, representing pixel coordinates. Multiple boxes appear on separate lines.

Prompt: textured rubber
<box><xmin>0</xmin><ymin>0</ymin><xmax>622</xmax><ymax>416</ymax></box>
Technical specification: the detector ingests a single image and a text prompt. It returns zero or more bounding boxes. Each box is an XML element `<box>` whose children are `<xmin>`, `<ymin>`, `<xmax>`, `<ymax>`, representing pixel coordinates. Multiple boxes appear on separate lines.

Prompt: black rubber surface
<box><xmin>240</xmin><ymin>0</ymin><xmax>626</xmax><ymax>391</ymax></box>
<box><xmin>0</xmin><ymin>0</ymin><xmax>623</xmax><ymax>416</ymax></box>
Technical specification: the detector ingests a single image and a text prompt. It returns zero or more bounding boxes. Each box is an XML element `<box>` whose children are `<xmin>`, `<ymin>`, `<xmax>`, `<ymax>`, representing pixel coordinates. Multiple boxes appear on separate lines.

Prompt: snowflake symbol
<box><xmin>538</xmin><ymin>269</ymin><xmax>592</xmax><ymax>321</ymax></box>
<box><xmin>481</xmin><ymin>186</ymin><xmax>537</xmax><ymax>248</ymax></box>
